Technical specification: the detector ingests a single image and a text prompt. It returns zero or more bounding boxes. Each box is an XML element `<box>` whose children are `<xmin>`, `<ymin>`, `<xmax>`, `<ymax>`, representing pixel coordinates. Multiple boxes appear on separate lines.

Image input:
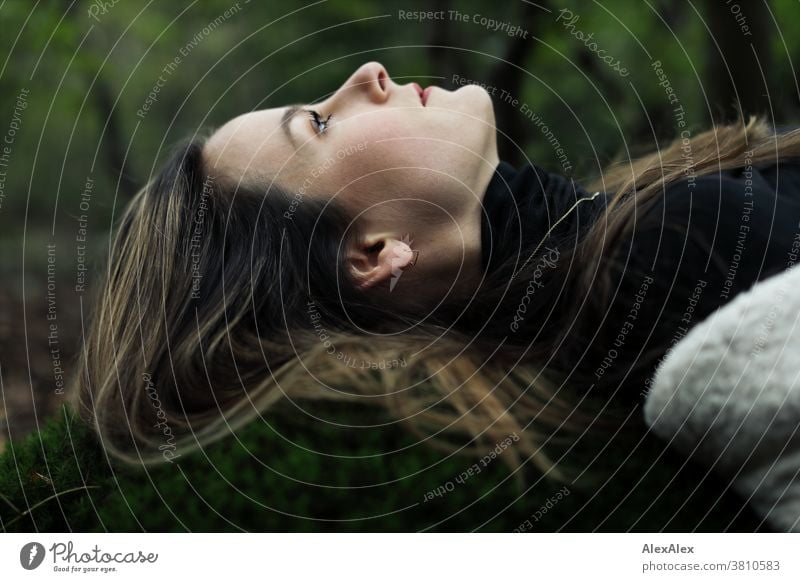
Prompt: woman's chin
<box><xmin>459</xmin><ymin>84</ymin><xmax>497</xmax><ymax>125</ymax></box>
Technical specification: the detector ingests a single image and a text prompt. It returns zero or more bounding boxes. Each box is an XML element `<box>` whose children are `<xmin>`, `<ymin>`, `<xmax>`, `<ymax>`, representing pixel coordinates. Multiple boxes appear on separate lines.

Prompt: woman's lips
<box><xmin>411</xmin><ymin>82</ymin><xmax>425</xmax><ymax>106</ymax></box>
<box><xmin>410</xmin><ymin>83</ymin><xmax>434</xmax><ymax>106</ymax></box>
<box><xmin>422</xmin><ymin>86</ymin><xmax>433</xmax><ymax>106</ymax></box>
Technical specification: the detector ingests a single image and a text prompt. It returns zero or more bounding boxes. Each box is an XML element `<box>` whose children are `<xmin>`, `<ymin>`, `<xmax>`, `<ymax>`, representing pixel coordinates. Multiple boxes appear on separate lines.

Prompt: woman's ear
<box><xmin>347</xmin><ymin>234</ymin><xmax>417</xmax><ymax>292</ymax></box>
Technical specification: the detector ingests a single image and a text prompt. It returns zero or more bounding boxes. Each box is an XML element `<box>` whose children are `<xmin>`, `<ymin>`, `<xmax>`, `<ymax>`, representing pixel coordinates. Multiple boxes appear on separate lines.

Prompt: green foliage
<box><xmin>1</xmin><ymin>0</ymin><xmax>795</xmax><ymax>239</ymax></box>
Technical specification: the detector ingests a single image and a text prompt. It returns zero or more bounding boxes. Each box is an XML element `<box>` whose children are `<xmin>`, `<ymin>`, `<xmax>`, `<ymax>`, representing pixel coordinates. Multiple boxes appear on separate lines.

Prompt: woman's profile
<box><xmin>69</xmin><ymin>60</ymin><xmax>800</xmax><ymax>486</ymax></box>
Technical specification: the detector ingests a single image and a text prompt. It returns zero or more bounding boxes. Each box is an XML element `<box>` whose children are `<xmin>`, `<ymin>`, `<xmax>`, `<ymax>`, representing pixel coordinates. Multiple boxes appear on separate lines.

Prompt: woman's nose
<box><xmin>339</xmin><ymin>61</ymin><xmax>391</xmax><ymax>104</ymax></box>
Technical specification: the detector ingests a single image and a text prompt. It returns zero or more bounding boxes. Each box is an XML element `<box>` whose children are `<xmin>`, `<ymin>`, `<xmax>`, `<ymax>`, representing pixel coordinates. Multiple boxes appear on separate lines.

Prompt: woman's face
<box><xmin>204</xmin><ymin>61</ymin><xmax>499</xmax><ymax>303</ymax></box>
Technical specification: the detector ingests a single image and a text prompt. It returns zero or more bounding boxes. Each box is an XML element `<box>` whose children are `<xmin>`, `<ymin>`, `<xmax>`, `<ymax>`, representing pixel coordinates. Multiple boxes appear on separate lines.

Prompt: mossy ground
<box><xmin>0</xmin><ymin>402</ymin><xmax>768</xmax><ymax>532</ymax></box>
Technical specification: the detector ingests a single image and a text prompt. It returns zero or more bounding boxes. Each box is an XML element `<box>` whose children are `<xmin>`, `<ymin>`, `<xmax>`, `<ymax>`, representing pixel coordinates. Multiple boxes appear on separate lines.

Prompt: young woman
<box><xmin>70</xmin><ymin>61</ymin><xmax>800</xmax><ymax>483</ymax></box>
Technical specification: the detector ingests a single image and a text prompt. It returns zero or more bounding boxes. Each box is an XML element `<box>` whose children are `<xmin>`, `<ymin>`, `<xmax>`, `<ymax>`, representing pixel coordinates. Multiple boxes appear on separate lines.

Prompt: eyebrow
<box><xmin>281</xmin><ymin>104</ymin><xmax>303</xmax><ymax>149</ymax></box>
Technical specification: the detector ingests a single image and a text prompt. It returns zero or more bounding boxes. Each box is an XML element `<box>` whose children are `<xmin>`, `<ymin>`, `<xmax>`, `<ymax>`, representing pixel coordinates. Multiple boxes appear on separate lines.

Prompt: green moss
<box><xmin>0</xmin><ymin>402</ymin><xmax>771</xmax><ymax>532</ymax></box>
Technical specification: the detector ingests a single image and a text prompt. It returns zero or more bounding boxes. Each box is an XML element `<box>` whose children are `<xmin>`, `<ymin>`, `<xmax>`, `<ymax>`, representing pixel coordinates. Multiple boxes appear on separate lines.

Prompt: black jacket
<box><xmin>478</xmin><ymin>158</ymin><xmax>800</xmax><ymax>532</ymax></box>
<box><xmin>481</xmin><ymin>158</ymin><xmax>800</xmax><ymax>405</ymax></box>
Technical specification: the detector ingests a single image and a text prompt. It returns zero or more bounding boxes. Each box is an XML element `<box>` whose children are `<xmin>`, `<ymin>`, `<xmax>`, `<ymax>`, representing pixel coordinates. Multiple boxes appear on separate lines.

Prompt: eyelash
<box><xmin>307</xmin><ymin>109</ymin><xmax>333</xmax><ymax>135</ymax></box>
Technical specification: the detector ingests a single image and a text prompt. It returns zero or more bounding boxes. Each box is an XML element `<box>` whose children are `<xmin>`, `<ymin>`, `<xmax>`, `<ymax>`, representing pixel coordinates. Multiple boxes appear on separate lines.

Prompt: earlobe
<box><xmin>347</xmin><ymin>235</ymin><xmax>417</xmax><ymax>291</ymax></box>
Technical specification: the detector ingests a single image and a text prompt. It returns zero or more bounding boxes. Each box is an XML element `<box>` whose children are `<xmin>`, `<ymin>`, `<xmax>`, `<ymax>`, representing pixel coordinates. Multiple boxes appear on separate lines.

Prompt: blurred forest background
<box><xmin>1</xmin><ymin>0</ymin><xmax>800</xmax><ymax>450</ymax></box>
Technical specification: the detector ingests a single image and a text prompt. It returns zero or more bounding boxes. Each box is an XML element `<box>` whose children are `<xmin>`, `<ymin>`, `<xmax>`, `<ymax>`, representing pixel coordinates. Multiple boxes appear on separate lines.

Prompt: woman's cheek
<box><xmin>333</xmin><ymin>115</ymin><xmax>449</xmax><ymax>180</ymax></box>
<box><xmin>353</xmin><ymin>117</ymin><xmax>407</xmax><ymax>145</ymax></box>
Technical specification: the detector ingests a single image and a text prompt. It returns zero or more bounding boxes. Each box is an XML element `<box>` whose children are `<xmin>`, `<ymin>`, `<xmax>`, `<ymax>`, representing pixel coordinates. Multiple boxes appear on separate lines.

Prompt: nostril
<box><xmin>377</xmin><ymin>70</ymin><xmax>386</xmax><ymax>92</ymax></box>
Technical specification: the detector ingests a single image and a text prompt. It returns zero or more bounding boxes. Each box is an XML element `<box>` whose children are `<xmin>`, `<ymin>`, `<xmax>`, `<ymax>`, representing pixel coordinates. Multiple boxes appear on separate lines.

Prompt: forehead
<box><xmin>203</xmin><ymin>107</ymin><xmax>299</xmax><ymax>185</ymax></box>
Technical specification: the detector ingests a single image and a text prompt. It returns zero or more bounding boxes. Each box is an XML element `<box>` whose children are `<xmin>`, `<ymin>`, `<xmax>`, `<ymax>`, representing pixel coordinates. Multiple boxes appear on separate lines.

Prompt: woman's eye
<box><xmin>307</xmin><ymin>109</ymin><xmax>333</xmax><ymax>135</ymax></box>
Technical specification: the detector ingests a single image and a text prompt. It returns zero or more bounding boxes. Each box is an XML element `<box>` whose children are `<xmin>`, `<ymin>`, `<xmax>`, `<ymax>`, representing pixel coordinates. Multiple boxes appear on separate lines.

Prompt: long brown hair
<box><xmin>69</xmin><ymin>114</ymin><xmax>800</xmax><ymax>489</ymax></box>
